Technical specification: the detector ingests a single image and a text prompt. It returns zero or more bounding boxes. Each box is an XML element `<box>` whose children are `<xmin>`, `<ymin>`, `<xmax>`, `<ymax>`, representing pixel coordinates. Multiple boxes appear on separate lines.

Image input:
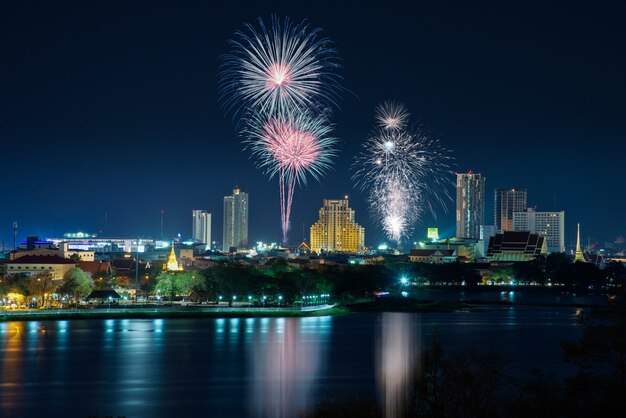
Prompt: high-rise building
<box><xmin>223</xmin><ymin>188</ymin><xmax>249</xmax><ymax>252</ymax></box>
<box><xmin>494</xmin><ymin>188</ymin><xmax>527</xmax><ymax>233</ymax></box>
<box><xmin>456</xmin><ymin>172</ymin><xmax>485</xmax><ymax>239</ymax></box>
<box><xmin>513</xmin><ymin>208</ymin><xmax>565</xmax><ymax>253</ymax></box>
<box><xmin>192</xmin><ymin>210</ymin><xmax>211</xmax><ymax>248</ymax></box>
<box><xmin>310</xmin><ymin>197</ymin><xmax>364</xmax><ymax>253</ymax></box>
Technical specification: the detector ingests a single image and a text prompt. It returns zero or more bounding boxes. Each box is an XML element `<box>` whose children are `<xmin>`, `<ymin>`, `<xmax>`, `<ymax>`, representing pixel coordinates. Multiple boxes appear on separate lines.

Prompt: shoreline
<box><xmin>0</xmin><ymin>298</ymin><xmax>604</xmax><ymax>322</ymax></box>
<box><xmin>0</xmin><ymin>306</ymin><xmax>348</xmax><ymax>322</ymax></box>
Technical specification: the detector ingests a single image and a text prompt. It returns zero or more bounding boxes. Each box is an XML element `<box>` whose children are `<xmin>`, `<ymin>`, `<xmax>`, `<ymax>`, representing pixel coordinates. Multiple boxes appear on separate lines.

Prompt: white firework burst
<box><xmin>375</xmin><ymin>101</ymin><xmax>410</xmax><ymax>131</ymax></box>
<box><xmin>220</xmin><ymin>15</ymin><xmax>342</xmax><ymax>121</ymax></box>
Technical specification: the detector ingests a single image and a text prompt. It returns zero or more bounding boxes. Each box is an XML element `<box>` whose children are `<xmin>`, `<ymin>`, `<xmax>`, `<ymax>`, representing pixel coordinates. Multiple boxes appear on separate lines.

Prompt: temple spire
<box><xmin>166</xmin><ymin>241</ymin><xmax>183</xmax><ymax>271</ymax></box>
<box><xmin>574</xmin><ymin>223</ymin><xmax>585</xmax><ymax>262</ymax></box>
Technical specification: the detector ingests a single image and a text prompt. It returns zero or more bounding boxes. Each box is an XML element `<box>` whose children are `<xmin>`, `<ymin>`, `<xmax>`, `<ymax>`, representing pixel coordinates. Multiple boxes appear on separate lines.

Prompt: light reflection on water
<box><xmin>249</xmin><ymin>316</ymin><xmax>331</xmax><ymax>418</ymax></box>
<box><xmin>0</xmin><ymin>307</ymin><xmax>581</xmax><ymax>417</ymax></box>
<box><xmin>377</xmin><ymin>313</ymin><xmax>420</xmax><ymax>418</ymax></box>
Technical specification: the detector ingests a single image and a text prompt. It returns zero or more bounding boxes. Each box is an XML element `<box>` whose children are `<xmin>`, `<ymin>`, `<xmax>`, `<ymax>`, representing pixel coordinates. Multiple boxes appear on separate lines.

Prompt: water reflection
<box><xmin>249</xmin><ymin>316</ymin><xmax>331</xmax><ymax>418</ymax></box>
<box><xmin>377</xmin><ymin>313</ymin><xmax>420</xmax><ymax>418</ymax></box>
<box><xmin>0</xmin><ymin>322</ymin><xmax>25</xmax><ymax>412</ymax></box>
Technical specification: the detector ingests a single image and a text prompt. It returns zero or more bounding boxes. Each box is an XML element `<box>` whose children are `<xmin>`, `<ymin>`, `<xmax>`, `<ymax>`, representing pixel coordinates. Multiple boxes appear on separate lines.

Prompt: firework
<box><xmin>354</xmin><ymin>104</ymin><xmax>453</xmax><ymax>243</ymax></box>
<box><xmin>376</xmin><ymin>101</ymin><xmax>409</xmax><ymax>131</ymax></box>
<box><xmin>245</xmin><ymin>109</ymin><xmax>336</xmax><ymax>243</ymax></box>
<box><xmin>220</xmin><ymin>16</ymin><xmax>341</xmax><ymax>121</ymax></box>
<box><xmin>221</xmin><ymin>16</ymin><xmax>342</xmax><ymax>243</ymax></box>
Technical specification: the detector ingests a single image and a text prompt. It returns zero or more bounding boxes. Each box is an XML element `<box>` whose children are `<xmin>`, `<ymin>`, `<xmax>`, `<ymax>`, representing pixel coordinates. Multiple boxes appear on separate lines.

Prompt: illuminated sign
<box><xmin>427</xmin><ymin>228</ymin><xmax>439</xmax><ymax>241</ymax></box>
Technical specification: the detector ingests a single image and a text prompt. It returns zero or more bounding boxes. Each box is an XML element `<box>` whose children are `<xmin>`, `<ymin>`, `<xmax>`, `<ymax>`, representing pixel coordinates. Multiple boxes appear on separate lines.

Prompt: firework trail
<box><xmin>354</xmin><ymin>103</ymin><xmax>453</xmax><ymax>243</ymax></box>
<box><xmin>221</xmin><ymin>16</ymin><xmax>341</xmax><ymax>243</ymax></box>
<box><xmin>244</xmin><ymin>110</ymin><xmax>336</xmax><ymax>242</ymax></box>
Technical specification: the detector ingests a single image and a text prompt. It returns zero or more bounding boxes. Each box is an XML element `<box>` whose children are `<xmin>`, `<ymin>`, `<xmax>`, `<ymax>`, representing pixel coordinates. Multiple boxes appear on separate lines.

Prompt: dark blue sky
<box><xmin>1</xmin><ymin>0</ymin><xmax>624</xmax><ymax>248</ymax></box>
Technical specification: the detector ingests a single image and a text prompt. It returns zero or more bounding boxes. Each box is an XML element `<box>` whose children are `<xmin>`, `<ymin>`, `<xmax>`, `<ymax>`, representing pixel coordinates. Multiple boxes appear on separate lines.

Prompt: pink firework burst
<box><xmin>246</xmin><ymin>111</ymin><xmax>336</xmax><ymax>243</ymax></box>
<box><xmin>261</xmin><ymin>118</ymin><xmax>321</xmax><ymax>173</ymax></box>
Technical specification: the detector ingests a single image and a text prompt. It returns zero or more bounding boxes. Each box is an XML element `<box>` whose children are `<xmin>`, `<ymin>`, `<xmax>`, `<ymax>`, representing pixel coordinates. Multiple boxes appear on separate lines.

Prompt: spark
<box><xmin>376</xmin><ymin>101</ymin><xmax>410</xmax><ymax>131</ymax></box>
<box><xmin>354</xmin><ymin>102</ymin><xmax>453</xmax><ymax>243</ymax></box>
<box><xmin>245</xmin><ymin>110</ymin><xmax>336</xmax><ymax>242</ymax></box>
<box><xmin>220</xmin><ymin>15</ymin><xmax>342</xmax><ymax>121</ymax></box>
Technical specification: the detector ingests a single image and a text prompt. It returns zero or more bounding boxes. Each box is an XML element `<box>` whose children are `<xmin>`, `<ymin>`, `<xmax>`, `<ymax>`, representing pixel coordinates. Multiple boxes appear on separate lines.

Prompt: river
<box><xmin>0</xmin><ymin>304</ymin><xmax>582</xmax><ymax>418</ymax></box>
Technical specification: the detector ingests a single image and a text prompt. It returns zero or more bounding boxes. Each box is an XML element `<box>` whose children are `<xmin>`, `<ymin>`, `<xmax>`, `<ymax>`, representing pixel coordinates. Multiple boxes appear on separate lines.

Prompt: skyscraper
<box><xmin>192</xmin><ymin>210</ymin><xmax>211</xmax><ymax>248</ymax></box>
<box><xmin>223</xmin><ymin>188</ymin><xmax>249</xmax><ymax>252</ymax></box>
<box><xmin>456</xmin><ymin>172</ymin><xmax>485</xmax><ymax>239</ymax></box>
<box><xmin>513</xmin><ymin>208</ymin><xmax>565</xmax><ymax>253</ymax></box>
<box><xmin>310</xmin><ymin>197</ymin><xmax>364</xmax><ymax>253</ymax></box>
<box><xmin>494</xmin><ymin>188</ymin><xmax>527</xmax><ymax>233</ymax></box>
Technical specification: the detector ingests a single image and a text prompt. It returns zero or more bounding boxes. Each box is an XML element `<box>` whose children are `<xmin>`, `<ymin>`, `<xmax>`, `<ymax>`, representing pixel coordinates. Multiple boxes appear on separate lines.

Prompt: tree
<box><xmin>154</xmin><ymin>271</ymin><xmax>205</xmax><ymax>302</ymax></box>
<box><xmin>175</xmin><ymin>271</ymin><xmax>205</xmax><ymax>297</ymax></box>
<box><xmin>93</xmin><ymin>271</ymin><xmax>114</xmax><ymax>290</ymax></box>
<box><xmin>26</xmin><ymin>273</ymin><xmax>59</xmax><ymax>307</ymax></box>
<box><xmin>59</xmin><ymin>267</ymin><xmax>93</xmax><ymax>307</ymax></box>
<box><xmin>155</xmin><ymin>272</ymin><xmax>177</xmax><ymax>301</ymax></box>
<box><xmin>562</xmin><ymin>300</ymin><xmax>626</xmax><ymax>407</ymax></box>
<box><xmin>545</xmin><ymin>252</ymin><xmax>570</xmax><ymax>285</ymax></box>
<box><xmin>605</xmin><ymin>261</ymin><xmax>626</xmax><ymax>291</ymax></box>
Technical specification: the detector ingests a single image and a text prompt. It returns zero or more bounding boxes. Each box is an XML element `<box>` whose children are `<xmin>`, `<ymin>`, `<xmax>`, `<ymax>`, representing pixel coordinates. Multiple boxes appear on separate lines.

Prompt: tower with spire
<box><xmin>574</xmin><ymin>223</ymin><xmax>586</xmax><ymax>262</ymax></box>
<box><xmin>165</xmin><ymin>242</ymin><xmax>183</xmax><ymax>271</ymax></box>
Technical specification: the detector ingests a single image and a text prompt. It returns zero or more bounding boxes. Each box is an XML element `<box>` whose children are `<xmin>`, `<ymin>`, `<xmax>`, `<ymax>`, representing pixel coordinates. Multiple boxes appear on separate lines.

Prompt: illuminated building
<box><xmin>513</xmin><ymin>208</ymin><xmax>565</xmax><ymax>253</ymax></box>
<box><xmin>494</xmin><ymin>188</ymin><xmax>527</xmax><ymax>233</ymax></box>
<box><xmin>310</xmin><ymin>197</ymin><xmax>364</xmax><ymax>253</ymax></box>
<box><xmin>223</xmin><ymin>188</ymin><xmax>249</xmax><ymax>252</ymax></box>
<box><xmin>165</xmin><ymin>244</ymin><xmax>183</xmax><ymax>271</ymax></box>
<box><xmin>192</xmin><ymin>209</ymin><xmax>212</xmax><ymax>248</ymax></box>
<box><xmin>456</xmin><ymin>172</ymin><xmax>485</xmax><ymax>239</ymax></box>
<box><xmin>574</xmin><ymin>223</ymin><xmax>586</xmax><ymax>262</ymax></box>
<box><xmin>3</xmin><ymin>255</ymin><xmax>77</xmax><ymax>281</ymax></box>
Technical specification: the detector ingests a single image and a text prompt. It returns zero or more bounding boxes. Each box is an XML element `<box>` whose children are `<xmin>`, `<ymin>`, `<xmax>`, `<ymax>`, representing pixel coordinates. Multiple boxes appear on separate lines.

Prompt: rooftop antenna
<box><xmin>160</xmin><ymin>209</ymin><xmax>165</xmax><ymax>239</ymax></box>
<box><xmin>12</xmin><ymin>221</ymin><xmax>17</xmax><ymax>250</ymax></box>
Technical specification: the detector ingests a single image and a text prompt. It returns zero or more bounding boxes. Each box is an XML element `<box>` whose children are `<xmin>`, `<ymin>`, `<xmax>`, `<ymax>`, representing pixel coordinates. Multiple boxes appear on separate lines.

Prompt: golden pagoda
<box><xmin>165</xmin><ymin>243</ymin><xmax>183</xmax><ymax>271</ymax></box>
<box><xmin>574</xmin><ymin>223</ymin><xmax>586</xmax><ymax>263</ymax></box>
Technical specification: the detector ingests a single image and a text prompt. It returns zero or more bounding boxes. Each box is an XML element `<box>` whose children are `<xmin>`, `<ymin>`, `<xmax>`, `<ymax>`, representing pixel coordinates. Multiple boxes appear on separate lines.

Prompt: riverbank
<box><xmin>346</xmin><ymin>298</ymin><xmax>476</xmax><ymax>313</ymax></box>
<box><xmin>0</xmin><ymin>305</ymin><xmax>348</xmax><ymax>322</ymax></box>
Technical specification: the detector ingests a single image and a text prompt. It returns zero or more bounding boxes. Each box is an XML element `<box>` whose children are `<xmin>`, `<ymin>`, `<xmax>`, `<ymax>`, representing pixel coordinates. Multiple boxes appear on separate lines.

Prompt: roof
<box><xmin>410</xmin><ymin>249</ymin><xmax>455</xmax><ymax>257</ymax></box>
<box><xmin>487</xmin><ymin>231</ymin><xmax>545</xmax><ymax>256</ymax></box>
<box><xmin>86</xmin><ymin>290</ymin><xmax>121</xmax><ymax>299</ymax></box>
<box><xmin>78</xmin><ymin>261</ymin><xmax>112</xmax><ymax>274</ymax></box>
<box><xmin>5</xmin><ymin>255</ymin><xmax>76</xmax><ymax>265</ymax></box>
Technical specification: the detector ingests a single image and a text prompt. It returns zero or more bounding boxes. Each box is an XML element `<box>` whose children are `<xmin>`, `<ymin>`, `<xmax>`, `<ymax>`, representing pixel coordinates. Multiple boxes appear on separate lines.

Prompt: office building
<box><xmin>223</xmin><ymin>188</ymin><xmax>249</xmax><ymax>252</ymax></box>
<box><xmin>456</xmin><ymin>172</ymin><xmax>485</xmax><ymax>239</ymax></box>
<box><xmin>513</xmin><ymin>208</ymin><xmax>565</xmax><ymax>253</ymax></box>
<box><xmin>310</xmin><ymin>197</ymin><xmax>365</xmax><ymax>253</ymax></box>
<box><xmin>494</xmin><ymin>188</ymin><xmax>527</xmax><ymax>233</ymax></box>
<box><xmin>192</xmin><ymin>210</ymin><xmax>212</xmax><ymax>248</ymax></box>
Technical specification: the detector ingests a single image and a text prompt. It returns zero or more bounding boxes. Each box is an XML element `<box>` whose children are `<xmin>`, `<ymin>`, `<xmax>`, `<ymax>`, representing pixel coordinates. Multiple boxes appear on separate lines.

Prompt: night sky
<box><xmin>1</xmin><ymin>0</ymin><xmax>624</xmax><ymax>248</ymax></box>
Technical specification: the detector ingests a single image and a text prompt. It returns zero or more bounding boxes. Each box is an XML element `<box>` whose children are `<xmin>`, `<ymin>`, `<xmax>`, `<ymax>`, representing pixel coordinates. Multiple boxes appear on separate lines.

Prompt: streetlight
<box><xmin>400</xmin><ymin>276</ymin><xmax>408</xmax><ymax>285</ymax></box>
<box><xmin>278</xmin><ymin>295</ymin><xmax>283</xmax><ymax>306</ymax></box>
<box><xmin>262</xmin><ymin>295</ymin><xmax>266</xmax><ymax>307</ymax></box>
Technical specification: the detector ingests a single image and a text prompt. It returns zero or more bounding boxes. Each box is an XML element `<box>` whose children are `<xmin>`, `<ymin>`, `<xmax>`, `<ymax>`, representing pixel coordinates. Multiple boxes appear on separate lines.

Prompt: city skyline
<box><xmin>1</xmin><ymin>1</ymin><xmax>625</xmax><ymax>247</ymax></box>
